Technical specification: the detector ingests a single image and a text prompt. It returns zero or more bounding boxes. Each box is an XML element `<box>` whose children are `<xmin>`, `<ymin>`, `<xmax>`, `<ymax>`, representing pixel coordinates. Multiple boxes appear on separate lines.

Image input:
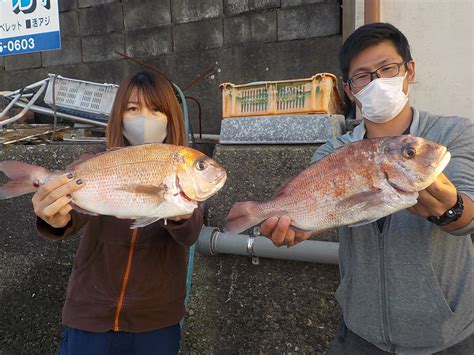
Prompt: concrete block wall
<box><xmin>0</xmin><ymin>0</ymin><xmax>343</xmax><ymax>134</ymax></box>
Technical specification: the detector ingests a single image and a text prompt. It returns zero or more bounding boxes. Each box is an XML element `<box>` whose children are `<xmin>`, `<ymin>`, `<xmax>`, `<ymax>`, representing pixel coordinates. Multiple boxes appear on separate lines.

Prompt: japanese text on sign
<box><xmin>0</xmin><ymin>0</ymin><xmax>61</xmax><ymax>56</ymax></box>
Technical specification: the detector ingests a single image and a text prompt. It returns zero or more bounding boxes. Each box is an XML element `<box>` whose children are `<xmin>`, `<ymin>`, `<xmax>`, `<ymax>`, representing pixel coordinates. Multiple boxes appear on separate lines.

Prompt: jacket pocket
<box><xmin>336</xmin><ymin>262</ymin><xmax>385</xmax><ymax>344</ymax></box>
<box><xmin>387</xmin><ymin>263</ymin><xmax>455</xmax><ymax>347</ymax></box>
<box><xmin>68</xmin><ymin>242</ymin><xmax>122</xmax><ymax>305</ymax></box>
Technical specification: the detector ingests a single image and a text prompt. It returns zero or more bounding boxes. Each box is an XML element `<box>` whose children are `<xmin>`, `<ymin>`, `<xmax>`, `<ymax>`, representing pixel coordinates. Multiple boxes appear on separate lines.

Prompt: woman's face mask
<box><xmin>353</xmin><ymin>72</ymin><xmax>409</xmax><ymax>123</ymax></box>
<box><xmin>122</xmin><ymin>89</ymin><xmax>169</xmax><ymax>145</ymax></box>
<box><xmin>123</xmin><ymin>113</ymin><xmax>168</xmax><ymax>146</ymax></box>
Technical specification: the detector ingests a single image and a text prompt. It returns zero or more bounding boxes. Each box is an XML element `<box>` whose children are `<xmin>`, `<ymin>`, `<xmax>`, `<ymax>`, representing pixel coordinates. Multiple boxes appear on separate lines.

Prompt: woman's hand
<box><xmin>32</xmin><ymin>173</ymin><xmax>84</xmax><ymax>228</ymax></box>
<box><xmin>259</xmin><ymin>215</ymin><xmax>312</xmax><ymax>247</ymax></box>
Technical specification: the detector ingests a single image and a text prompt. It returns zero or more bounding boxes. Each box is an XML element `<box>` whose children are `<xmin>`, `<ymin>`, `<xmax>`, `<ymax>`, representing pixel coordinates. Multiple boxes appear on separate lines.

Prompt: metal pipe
<box><xmin>1</xmin><ymin>78</ymin><xmax>49</xmax><ymax>98</ymax></box>
<box><xmin>185</xmin><ymin>96</ymin><xmax>202</xmax><ymax>139</ymax></box>
<box><xmin>10</xmin><ymin>101</ymin><xmax>108</xmax><ymax>127</ymax></box>
<box><xmin>0</xmin><ymin>93</ymin><xmax>22</xmax><ymax>121</ymax></box>
<box><xmin>364</xmin><ymin>0</ymin><xmax>380</xmax><ymax>24</ymax></box>
<box><xmin>0</xmin><ymin>81</ymin><xmax>48</xmax><ymax>127</ymax></box>
<box><xmin>197</xmin><ymin>226</ymin><xmax>339</xmax><ymax>264</ymax></box>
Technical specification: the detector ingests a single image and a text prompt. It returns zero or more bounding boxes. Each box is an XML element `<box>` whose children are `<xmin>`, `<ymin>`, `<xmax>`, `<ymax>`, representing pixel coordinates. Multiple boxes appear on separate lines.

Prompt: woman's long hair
<box><xmin>106</xmin><ymin>71</ymin><xmax>186</xmax><ymax>148</ymax></box>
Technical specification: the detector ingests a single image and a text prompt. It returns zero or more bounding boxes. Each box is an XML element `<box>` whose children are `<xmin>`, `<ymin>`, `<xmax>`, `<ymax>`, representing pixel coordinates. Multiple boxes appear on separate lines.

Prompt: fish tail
<box><xmin>0</xmin><ymin>161</ymin><xmax>50</xmax><ymax>199</ymax></box>
<box><xmin>224</xmin><ymin>201</ymin><xmax>265</xmax><ymax>234</ymax></box>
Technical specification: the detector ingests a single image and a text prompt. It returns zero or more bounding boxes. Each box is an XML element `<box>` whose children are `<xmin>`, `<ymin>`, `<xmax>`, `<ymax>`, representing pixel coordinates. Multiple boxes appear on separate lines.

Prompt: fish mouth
<box><xmin>387</xmin><ymin>179</ymin><xmax>409</xmax><ymax>193</ymax></box>
<box><xmin>192</xmin><ymin>172</ymin><xmax>227</xmax><ymax>202</ymax></box>
<box><xmin>180</xmin><ymin>191</ymin><xmax>193</xmax><ymax>202</ymax></box>
<box><xmin>384</xmin><ymin>170</ymin><xmax>410</xmax><ymax>194</ymax></box>
<box><xmin>213</xmin><ymin>171</ymin><xmax>227</xmax><ymax>188</ymax></box>
<box><xmin>430</xmin><ymin>150</ymin><xmax>451</xmax><ymax>176</ymax></box>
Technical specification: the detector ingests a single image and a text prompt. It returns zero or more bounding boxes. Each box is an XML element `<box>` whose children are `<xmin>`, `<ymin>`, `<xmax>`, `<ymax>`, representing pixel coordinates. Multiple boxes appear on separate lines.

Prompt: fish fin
<box><xmin>271</xmin><ymin>177</ymin><xmax>294</xmax><ymax>198</ymax></box>
<box><xmin>66</xmin><ymin>147</ymin><xmax>106</xmax><ymax>170</ymax></box>
<box><xmin>348</xmin><ymin>218</ymin><xmax>381</xmax><ymax>228</ymax></box>
<box><xmin>70</xmin><ymin>203</ymin><xmax>100</xmax><ymax>216</ymax></box>
<box><xmin>131</xmin><ymin>217</ymin><xmax>161</xmax><ymax>229</ymax></box>
<box><xmin>117</xmin><ymin>183</ymin><xmax>167</xmax><ymax>197</ymax></box>
<box><xmin>0</xmin><ymin>161</ymin><xmax>50</xmax><ymax>199</ymax></box>
<box><xmin>336</xmin><ymin>188</ymin><xmax>383</xmax><ymax>209</ymax></box>
<box><xmin>224</xmin><ymin>201</ymin><xmax>264</xmax><ymax>234</ymax></box>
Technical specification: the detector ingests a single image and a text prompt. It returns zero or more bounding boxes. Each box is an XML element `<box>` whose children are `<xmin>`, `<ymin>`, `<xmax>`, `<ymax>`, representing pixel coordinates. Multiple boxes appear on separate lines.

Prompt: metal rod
<box><xmin>1</xmin><ymin>78</ymin><xmax>49</xmax><ymax>98</ymax></box>
<box><xmin>185</xmin><ymin>96</ymin><xmax>202</xmax><ymax>139</ymax></box>
<box><xmin>0</xmin><ymin>81</ymin><xmax>48</xmax><ymax>127</ymax></box>
<box><xmin>11</xmin><ymin>101</ymin><xmax>108</xmax><ymax>127</ymax></box>
<box><xmin>0</xmin><ymin>93</ymin><xmax>22</xmax><ymax>121</ymax></box>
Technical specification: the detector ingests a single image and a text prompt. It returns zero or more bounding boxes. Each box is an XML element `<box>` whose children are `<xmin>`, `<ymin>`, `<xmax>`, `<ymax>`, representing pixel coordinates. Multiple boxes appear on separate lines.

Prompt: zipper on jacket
<box><xmin>113</xmin><ymin>228</ymin><xmax>138</xmax><ymax>332</ymax></box>
<box><xmin>378</xmin><ymin>222</ymin><xmax>395</xmax><ymax>352</ymax></box>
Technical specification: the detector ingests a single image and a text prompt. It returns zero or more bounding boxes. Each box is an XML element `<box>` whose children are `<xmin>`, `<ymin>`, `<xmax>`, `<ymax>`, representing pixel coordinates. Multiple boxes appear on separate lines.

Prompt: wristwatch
<box><xmin>427</xmin><ymin>192</ymin><xmax>464</xmax><ymax>226</ymax></box>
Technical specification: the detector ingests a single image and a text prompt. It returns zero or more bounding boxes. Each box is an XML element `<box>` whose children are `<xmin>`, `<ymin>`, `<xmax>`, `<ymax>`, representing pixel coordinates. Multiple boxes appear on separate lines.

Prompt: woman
<box><xmin>32</xmin><ymin>71</ymin><xmax>202</xmax><ymax>354</ymax></box>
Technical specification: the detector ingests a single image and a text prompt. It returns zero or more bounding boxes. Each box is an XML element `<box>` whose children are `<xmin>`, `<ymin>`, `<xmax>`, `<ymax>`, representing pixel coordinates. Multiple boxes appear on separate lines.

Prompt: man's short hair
<box><xmin>340</xmin><ymin>22</ymin><xmax>413</xmax><ymax>83</ymax></box>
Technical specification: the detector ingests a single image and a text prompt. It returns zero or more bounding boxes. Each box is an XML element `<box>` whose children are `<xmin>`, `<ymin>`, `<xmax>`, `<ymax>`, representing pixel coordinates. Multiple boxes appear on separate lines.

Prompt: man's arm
<box><xmin>408</xmin><ymin>118</ymin><xmax>474</xmax><ymax>235</ymax></box>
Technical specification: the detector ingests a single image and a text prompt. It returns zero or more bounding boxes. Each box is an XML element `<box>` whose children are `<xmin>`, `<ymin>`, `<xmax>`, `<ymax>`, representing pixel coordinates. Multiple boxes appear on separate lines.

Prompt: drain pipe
<box><xmin>365</xmin><ymin>0</ymin><xmax>380</xmax><ymax>24</ymax></box>
<box><xmin>197</xmin><ymin>226</ymin><xmax>339</xmax><ymax>264</ymax></box>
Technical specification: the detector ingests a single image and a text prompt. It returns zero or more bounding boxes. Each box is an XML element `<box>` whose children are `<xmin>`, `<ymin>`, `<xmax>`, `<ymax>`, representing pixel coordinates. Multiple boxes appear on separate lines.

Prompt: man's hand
<box><xmin>407</xmin><ymin>173</ymin><xmax>457</xmax><ymax>218</ymax></box>
<box><xmin>259</xmin><ymin>215</ymin><xmax>312</xmax><ymax>247</ymax></box>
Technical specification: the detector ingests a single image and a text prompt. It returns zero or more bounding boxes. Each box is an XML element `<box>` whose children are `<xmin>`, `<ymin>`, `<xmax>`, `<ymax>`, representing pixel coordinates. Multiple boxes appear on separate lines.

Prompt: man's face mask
<box><xmin>353</xmin><ymin>72</ymin><xmax>408</xmax><ymax>123</ymax></box>
<box><xmin>122</xmin><ymin>112</ymin><xmax>168</xmax><ymax>146</ymax></box>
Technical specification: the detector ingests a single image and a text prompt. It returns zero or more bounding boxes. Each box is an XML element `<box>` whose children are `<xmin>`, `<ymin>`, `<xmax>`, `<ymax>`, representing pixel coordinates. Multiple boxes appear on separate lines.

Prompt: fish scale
<box><xmin>225</xmin><ymin>135</ymin><xmax>450</xmax><ymax>233</ymax></box>
<box><xmin>71</xmin><ymin>145</ymin><xmax>183</xmax><ymax>215</ymax></box>
<box><xmin>0</xmin><ymin>143</ymin><xmax>227</xmax><ymax>229</ymax></box>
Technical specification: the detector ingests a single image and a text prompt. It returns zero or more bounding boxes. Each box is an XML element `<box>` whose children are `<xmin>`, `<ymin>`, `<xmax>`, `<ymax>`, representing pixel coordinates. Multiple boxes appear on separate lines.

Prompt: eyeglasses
<box><xmin>348</xmin><ymin>61</ymin><xmax>408</xmax><ymax>89</ymax></box>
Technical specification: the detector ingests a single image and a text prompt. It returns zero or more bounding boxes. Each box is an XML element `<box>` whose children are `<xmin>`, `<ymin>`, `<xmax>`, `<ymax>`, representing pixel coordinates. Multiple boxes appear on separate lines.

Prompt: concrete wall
<box><xmin>0</xmin><ymin>0</ymin><xmax>343</xmax><ymax>133</ymax></box>
<box><xmin>351</xmin><ymin>0</ymin><xmax>473</xmax><ymax>120</ymax></box>
<box><xmin>0</xmin><ymin>144</ymin><xmax>341</xmax><ymax>354</ymax></box>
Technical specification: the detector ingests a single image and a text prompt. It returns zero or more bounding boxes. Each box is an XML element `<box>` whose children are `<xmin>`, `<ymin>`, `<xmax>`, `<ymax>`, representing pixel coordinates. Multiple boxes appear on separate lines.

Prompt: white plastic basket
<box><xmin>44</xmin><ymin>74</ymin><xmax>119</xmax><ymax>121</ymax></box>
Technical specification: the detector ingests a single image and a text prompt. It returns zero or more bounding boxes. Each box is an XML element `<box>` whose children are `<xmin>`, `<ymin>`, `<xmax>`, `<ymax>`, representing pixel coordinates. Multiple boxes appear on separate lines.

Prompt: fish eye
<box><xmin>196</xmin><ymin>160</ymin><xmax>208</xmax><ymax>171</ymax></box>
<box><xmin>402</xmin><ymin>145</ymin><xmax>416</xmax><ymax>159</ymax></box>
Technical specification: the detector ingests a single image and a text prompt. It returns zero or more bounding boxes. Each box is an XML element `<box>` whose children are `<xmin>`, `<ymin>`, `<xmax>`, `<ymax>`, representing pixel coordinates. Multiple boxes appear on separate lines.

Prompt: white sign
<box><xmin>0</xmin><ymin>0</ymin><xmax>61</xmax><ymax>56</ymax></box>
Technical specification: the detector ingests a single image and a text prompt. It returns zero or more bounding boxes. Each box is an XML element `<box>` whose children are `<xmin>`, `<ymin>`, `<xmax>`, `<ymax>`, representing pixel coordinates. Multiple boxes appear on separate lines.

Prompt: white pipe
<box><xmin>1</xmin><ymin>78</ymin><xmax>49</xmax><ymax>98</ymax></box>
<box><xmin>0</xmin><ymin>93</ymin><xmax>22</xmax><ymax>120</ymax></box>
<box><xmin>0</xmin><ymin>81</ymin><xmax>48</xmax><ymax>127</ymax></box>
<box><xmin>10</xmin><ymin>101</ymin><xmax>108</xmax><ymax>127</ymax></box>
<box><xmin>197</xmin><ymin>226</ymin><xmax>339</xmax><ymax>264</ymax></box>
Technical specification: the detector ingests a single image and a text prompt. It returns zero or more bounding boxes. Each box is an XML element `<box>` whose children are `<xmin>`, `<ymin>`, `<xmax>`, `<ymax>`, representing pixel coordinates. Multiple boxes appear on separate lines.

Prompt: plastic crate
<box><xmin>44</xmin><ymin>74</ymin><xmax>119</xmax><ymax>121</ymax></box>
<box><xmin>220</xmin><ymin>73</ymin><xmax>344</xmax><ymax>118</ymax></box>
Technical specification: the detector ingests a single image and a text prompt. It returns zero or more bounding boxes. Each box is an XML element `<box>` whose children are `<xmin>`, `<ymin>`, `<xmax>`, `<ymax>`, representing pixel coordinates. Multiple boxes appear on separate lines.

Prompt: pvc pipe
<box><xmin>197</xmin><ymin>226</ymin><xmax>339</xmax><ymax>264</ymax></box>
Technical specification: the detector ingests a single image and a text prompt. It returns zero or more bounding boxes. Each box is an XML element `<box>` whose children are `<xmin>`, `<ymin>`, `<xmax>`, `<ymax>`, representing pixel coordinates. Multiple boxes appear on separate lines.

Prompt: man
<box><xmin>260</xmin><ymin>23</ymin><xmax>473</xmax><ymax>354</ymax></box>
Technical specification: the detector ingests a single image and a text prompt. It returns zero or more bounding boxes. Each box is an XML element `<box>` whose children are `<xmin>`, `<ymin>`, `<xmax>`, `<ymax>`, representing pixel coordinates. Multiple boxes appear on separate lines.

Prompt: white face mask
<box><xmin>353</xmin><ymin>73</ymin><xmax>408</xmax><ymax>123</ymax></box>
<box><xmin>122</xmin><ymin>113</ymin><xmax>168</xmax><ymax>146</ymax></box>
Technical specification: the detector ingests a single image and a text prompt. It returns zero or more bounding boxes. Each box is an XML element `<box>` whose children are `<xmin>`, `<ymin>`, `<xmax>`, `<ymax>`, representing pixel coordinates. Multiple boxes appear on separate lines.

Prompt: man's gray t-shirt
<box><xmin>311</xmin><ymin>107</ymin><xmax>473</xmax><ymax>354</ymax></box>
